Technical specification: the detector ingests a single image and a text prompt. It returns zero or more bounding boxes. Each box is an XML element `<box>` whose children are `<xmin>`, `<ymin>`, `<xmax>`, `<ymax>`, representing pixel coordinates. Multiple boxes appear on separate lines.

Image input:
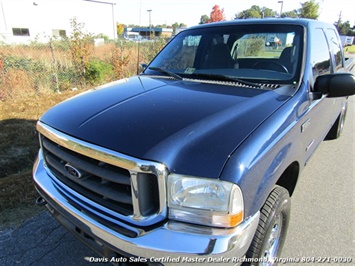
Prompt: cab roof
<box><xmin>188</xmin><ymin>18</ymin><xmax>334</xmax><ymax>30</ymax></box>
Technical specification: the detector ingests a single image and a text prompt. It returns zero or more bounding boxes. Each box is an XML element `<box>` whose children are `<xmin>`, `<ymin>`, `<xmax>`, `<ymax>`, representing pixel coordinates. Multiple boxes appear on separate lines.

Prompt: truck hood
<box><xmin>40</xmin><ymin>76</ymin><xmax>291</xmax><ymax>178</ymax></box>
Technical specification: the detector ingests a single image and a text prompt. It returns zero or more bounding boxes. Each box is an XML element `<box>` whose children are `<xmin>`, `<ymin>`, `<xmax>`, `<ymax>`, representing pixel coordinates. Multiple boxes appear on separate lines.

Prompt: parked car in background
<box><xmin>265</xmin><ymin>35</ymin><xmax>282</xmax><ymax>49</ymax></box>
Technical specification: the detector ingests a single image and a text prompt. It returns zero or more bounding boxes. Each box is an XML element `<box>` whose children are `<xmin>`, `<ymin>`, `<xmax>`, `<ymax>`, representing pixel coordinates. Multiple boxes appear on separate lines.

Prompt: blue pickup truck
<box><xmin>33</xmin><ymin>19</ymin><xmax>355</xmax><ymax>265</ymax></box>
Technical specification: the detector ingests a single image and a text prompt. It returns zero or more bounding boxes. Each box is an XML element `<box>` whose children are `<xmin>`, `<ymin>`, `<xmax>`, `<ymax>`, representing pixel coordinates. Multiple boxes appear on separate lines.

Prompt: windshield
<box><xmin>144</xmin><ymin>23</ymin><xmax>304</xmax><ymax>85</ymax></box>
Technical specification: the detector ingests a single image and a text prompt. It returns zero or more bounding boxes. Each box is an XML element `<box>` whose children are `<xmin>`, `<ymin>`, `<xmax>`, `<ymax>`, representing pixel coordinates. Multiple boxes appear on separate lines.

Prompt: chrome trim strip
<box><xmin>130</xmin><ymin>171</ymin><xmax>141</xmax><ymax>221</ymax></box>
<box><xmin>36</xmin><ymin>121</ymin><xmax>168</xmax><ymax>224</ymax></box>
<box><xmin>37</xmin><ymin>121</ymin><xmax>165</xmax><ymax>173</ymax></box>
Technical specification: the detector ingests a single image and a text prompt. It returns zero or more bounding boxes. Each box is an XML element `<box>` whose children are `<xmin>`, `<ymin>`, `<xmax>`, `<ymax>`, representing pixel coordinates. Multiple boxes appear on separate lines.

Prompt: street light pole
<box><xmin>111</xmin><ymin>2</ymin><xmax>116</xmax><ymax>40</ymax></box>
<box><xmin>0</xmin><ymin>1</ymin><xmax>8</xmax><ymax>32</ymax></box>
<box><xmin>278</xmin><ymin>1</ymin><xmax>283</xmax><ymax>18</ymax></box>
<box><xmin>147</xmin><ymin>9</ymin><xmax>152</xmax><ymax>40</ymax></box>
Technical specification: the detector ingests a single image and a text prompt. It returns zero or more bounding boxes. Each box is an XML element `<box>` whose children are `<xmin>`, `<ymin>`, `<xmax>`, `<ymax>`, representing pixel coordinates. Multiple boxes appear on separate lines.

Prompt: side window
<box><xmin>12</xmin><ymin>28</ymin><xmax>30</xmax><ymax>36</ymax></box>
<box><xmin>326</xmin><ymin>29</ymin><xmax>343</xmax><ymax>71</ymax></box>
<box><xmin>310</xmin><ymin>29</ymin><xmax>331</xmax><ymax>79</ymax></box>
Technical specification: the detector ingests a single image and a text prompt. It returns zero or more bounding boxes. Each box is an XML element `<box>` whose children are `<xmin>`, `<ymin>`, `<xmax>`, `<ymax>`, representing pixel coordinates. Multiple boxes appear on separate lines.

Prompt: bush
<box><xmin>0</xmin><ymin>55</ymin><xmax>51</xmax><ymax>99</ymax></box>
<box><xmin>86</xmin><ymin>59</ymin><xmax>113</xmax><ymax>85</ymax></box>
<box><xmin>2</xmin><ymin>55</ymin><xmax>46</xmax><ymax>73</ymax></box>
<box><xmin>141</xmin><ymin>38</ymin><xmax>167</xmax><ymax>63</ymax></box>
<box><xmin>238</xmin><ymin>38</ymin><xmax>265</xmax><ymax>57</ymax></box>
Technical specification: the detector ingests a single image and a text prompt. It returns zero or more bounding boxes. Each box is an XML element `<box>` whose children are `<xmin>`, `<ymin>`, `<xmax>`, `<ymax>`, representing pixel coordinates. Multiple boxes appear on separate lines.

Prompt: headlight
<box><xmin>168</xmin><ymin>174</ymin><xmax>244</xmax><ymax>228</ymax></box>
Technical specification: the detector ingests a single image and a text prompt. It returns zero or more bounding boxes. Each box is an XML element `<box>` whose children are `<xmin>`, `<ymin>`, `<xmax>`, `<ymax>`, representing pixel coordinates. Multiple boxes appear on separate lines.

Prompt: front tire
<box><xmin>246</xmin><ymin>186</ymin><xmax>291</xmax><ymax>266</ymax></box>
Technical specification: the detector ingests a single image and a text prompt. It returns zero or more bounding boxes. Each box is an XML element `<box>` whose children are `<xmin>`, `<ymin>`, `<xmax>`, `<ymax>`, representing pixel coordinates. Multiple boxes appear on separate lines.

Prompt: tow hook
<box><xmin>36</xmin><ymin>196</ymin><xmax>47</xmax><ymax>206</ymax></box>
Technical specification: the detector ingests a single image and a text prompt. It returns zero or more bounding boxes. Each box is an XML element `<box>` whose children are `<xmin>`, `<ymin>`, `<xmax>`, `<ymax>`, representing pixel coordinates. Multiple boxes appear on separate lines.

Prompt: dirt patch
<box><xmin>0</xmin><ymin>119</ymin><xmax>38</xmax><ymax>177</ymax></box>
<box><xmin>0</xmin><ymin>90</ymin><xmax>84</xmax><ymax>230</ymax></box>
<box><xmin>0</xmin><ymin>170</ymin><xmax>42</xmax><ymax>230</ymax></box>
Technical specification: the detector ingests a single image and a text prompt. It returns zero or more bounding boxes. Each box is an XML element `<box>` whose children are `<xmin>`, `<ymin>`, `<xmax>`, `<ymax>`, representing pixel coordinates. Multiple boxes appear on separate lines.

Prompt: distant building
<box><xmin>175</xmin><ymin>26</ymin><xmax>188</xmax><ymax>34</ymax></box>
<box><xmin>0</xmin><ymin>0</ymin><xmax>117</xmax><ymax>44</ymax></box>
<box><xmin>340</xmin><ymin>35</ymin><xmax>355</xmax><ymax>47</ymax></box>
<box><xmin>126</xmin><ymin>27</ymin><xmax>173</xmax><ymax>40</ymax></box>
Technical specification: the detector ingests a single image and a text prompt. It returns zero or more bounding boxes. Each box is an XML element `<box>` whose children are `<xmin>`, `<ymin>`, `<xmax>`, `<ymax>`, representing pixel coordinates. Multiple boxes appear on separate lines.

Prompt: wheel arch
<box><xmin>276</xmin><ymin>161</ymin><xmax>300</xmax><ymax>197</ymax></box>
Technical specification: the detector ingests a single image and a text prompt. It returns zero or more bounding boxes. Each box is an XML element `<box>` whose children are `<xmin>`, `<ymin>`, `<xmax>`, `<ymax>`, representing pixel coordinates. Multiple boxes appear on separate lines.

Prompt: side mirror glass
<box><xmin>314</xmin><ymin>73</ymin><xmax>355</xmax><ymax>98</ymax></box>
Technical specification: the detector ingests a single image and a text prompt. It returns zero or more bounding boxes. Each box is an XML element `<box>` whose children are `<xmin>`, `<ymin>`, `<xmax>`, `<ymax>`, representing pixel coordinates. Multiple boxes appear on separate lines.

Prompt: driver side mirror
<box><xmin>314</xmin><ymin>73</ymin><xmax>355</xmax><ymax>98</ymax></box>
<box><xmin>137</xmin><ymin>63</ymin><xmax>148</xmax><ymax>74</ymax></box>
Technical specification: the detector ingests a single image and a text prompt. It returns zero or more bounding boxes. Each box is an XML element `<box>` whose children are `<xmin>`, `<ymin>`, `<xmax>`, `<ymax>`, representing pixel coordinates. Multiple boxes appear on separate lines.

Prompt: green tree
<box><xmin>282</xmin><ymin>9</ymin><xmax>299</xmax><ymax>18</ymax></box>
<box><xmin>170</xmin><ymin>22</ymin><xmax>185</xmax><ymax>33</ymax></box>
<box><xmin>235</xmin><ymin>2</ymin><xmax>320</xmax><ymax>20</ymax></box>
<box><xmin>236</xmin><ymin>5</ymin><xmax>262</xmax><ymax>19</ymax></box>
<box><xmin>199</xmin><ymin>15</ymin><xmax>210</xmax><ymax>24</ymax></box>
<box><xmin>299</xmin><ymin>0</ymin><xmax>319</xmax><ymax>19</ymax></box>
<box><xmin>235</xmin><ymin>5</ymin><xmax>277</xmax><ymax>19</ymax></box>
<box><xmin>335</xmin><ymin>20</ymin><xmax>355</xmax><ymax>36</ymax></box>
<box><xmin>156</xmin><ymin>23</ymin><xmax>168</xmax><ymax>28</ymax></box>
<box><xmin>209</xmin><ymin>5</ymin><xmax>226</xmax><ymax>22</ymax></box>
<box><xmin>127</xmin><ymin>24</ymin><xmax>140</xmax><ymax>28</ymax></box>
<box><xmin>263</xmin><ymin>8</ymin><xmax>277</xmax><ymax>18</ymax></box>
<box><xmin>171</xmin><ymin>22</ymin><xmax>180</xmax><ymax>34</ymax></box>
<box><xmin>157</xmin><ymin>23</ymin><xmax>187</xmax><ymax>34</ymax></box>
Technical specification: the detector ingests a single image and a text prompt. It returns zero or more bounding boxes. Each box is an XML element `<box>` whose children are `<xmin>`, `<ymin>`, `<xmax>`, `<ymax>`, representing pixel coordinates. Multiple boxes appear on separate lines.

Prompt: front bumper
<box><xmin>33</xmin><ymin>154</ymin><xmax>260</xmax><ymax>266</ymax></box>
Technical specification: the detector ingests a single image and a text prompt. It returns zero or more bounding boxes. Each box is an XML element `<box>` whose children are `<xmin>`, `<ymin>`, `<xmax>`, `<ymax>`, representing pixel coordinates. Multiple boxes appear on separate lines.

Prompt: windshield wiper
<box><xmin>189</xmin><ymin>73</ymin><xmax>263</xmax><ymax>89</ymax></box>
<box><xmin>148</xmin><ymin>67</ymin><xmax>183</xmax><ymax>80</ymax></box>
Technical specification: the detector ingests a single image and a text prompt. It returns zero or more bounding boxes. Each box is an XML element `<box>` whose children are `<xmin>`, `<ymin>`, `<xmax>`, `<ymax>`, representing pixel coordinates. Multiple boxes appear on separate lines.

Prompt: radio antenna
<box><xmin>136</xmin><ymin>0</ymin><xmax>142</xmax><ymax>74</ymax></box>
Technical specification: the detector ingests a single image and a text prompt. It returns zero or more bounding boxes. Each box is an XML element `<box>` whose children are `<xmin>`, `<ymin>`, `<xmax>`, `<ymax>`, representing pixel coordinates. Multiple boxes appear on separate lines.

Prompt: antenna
<box><xmin>137</xmin><ymin>40</ymin><xmax>141</xmax><ymax>75</ymax></box>
<box><xmin>136</xmin><ymin>0</ymin><xmax>142</xmax><ymax>75</ymax></box>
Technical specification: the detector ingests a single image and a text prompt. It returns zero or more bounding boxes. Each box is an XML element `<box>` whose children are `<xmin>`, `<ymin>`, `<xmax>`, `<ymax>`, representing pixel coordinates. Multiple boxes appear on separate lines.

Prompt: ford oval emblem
<box><xmin>64</xmin><ymin>163</ymin><xmax>82</xmax><ymax>178</ymax></box>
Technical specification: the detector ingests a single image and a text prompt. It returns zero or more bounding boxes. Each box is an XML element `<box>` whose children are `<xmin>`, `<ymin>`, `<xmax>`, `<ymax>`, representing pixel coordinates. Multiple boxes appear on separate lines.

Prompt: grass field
<box><xmin>344</xmin><ymin>45</ymin><xmax>355</xmax><ymax>54</ymax></box>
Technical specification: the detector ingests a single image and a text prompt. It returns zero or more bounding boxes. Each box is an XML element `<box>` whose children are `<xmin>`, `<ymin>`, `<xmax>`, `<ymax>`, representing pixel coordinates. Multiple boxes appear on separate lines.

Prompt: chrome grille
<box><xmin>37</xmin><ymin>122</ymin><xmax>167</xmax><ymax>226</ymax></box>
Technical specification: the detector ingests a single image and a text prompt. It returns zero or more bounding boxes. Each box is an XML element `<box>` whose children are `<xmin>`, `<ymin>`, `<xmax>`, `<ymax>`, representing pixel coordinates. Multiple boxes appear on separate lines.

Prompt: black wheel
<box><xmin>253</xmin><ymin>61</ymin><xmax>289</xmax><ymax>73</ymax></box>
<box><xmin>246</xmin><ymin>186</ymin><xmax>290</xmax><ymax>266</ymax></box>
<box><xmin>325</xmin><ymin>102</ymin><xmax>348</xmax><ymax>140</ymax></box>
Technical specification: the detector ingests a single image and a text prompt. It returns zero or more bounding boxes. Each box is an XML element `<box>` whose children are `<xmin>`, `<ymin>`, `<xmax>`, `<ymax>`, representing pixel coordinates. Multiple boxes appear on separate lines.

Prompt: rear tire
<box><xmin>245</xmin><ymin>186</ymin><xmax>291</xmax><ymax>266</ymax></box>
<box><xmin>326</xmin><ymin>102</ymin><xmax>348</xmax><ymax>140</ymax></box>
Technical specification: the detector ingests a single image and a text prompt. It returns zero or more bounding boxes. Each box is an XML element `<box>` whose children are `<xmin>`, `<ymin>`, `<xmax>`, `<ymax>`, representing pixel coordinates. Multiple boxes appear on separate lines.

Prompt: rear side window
<box><xmin>310</xmin><ymin>29</ymin><xmax>330</xmax><ymax>79</ymax></box>
<box><xmin>325</xmin><ymin>29</ymin><xmax>343</xmax><ymax>71</ymax></box>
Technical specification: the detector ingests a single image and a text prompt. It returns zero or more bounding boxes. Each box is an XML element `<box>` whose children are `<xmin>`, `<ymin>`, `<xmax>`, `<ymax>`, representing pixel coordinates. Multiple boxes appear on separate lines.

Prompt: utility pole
<box><xmin>0</xmin><ymin>1</ymin><xmax>8</xmax><ymax>32</ymax></box>
<box><xmin>278</xmin><ymin>1</ymin><xmax>283</xmax><ymax>18</ymax></box>
<box><xmin>147</xmin><ymin>9</ymin><xmax>152</xmax><ymax>40</ymax></box>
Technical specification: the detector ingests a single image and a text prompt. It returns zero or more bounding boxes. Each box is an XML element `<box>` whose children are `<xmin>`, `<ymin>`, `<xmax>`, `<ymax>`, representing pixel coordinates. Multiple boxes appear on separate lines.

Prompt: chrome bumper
<box><xmin>33</xmin><ymin>154</ymin><xmax>260</xmax><ymax>266</ymax></box>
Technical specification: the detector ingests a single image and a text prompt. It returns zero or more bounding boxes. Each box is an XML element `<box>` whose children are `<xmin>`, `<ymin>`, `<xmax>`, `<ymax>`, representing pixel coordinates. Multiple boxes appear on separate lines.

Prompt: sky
<box><xmin>114</xmin><ymin>0</ymin><xmax>355</xmax><ymax>27</ymax></box>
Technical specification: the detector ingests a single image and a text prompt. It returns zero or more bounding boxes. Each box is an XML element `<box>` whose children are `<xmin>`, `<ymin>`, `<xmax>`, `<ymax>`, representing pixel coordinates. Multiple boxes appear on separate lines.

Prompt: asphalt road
<box><xmin>1</xmin><ymin>91</ymin><xmax>354</xmax><ymax>265</ymax></box>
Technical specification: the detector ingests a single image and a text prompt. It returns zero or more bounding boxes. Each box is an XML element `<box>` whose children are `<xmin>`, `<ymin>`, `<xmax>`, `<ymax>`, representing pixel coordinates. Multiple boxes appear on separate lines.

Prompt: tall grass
<box><xmin>0</xmin><ymin>39</ymin><xmax>166</xmax><ymax>101</ymax></box>
<box><xmin>344</xmin><ymin>45</ymin><xmax>355</xmax><ymax>54</ymax></box>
